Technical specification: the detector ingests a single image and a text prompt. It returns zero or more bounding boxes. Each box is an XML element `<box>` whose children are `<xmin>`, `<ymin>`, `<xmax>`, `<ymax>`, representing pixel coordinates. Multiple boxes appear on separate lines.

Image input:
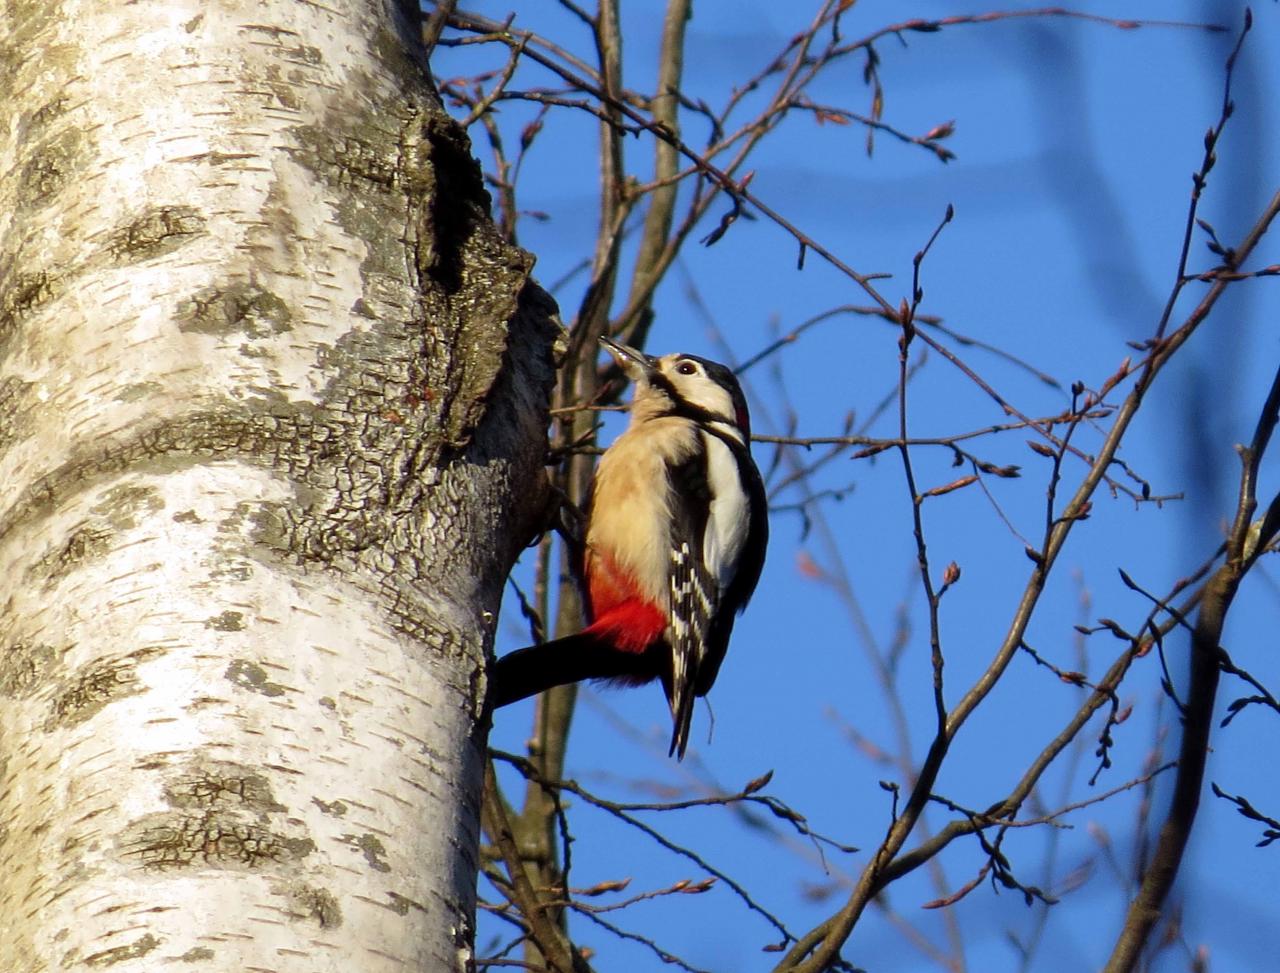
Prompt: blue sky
<box><xmin>437</xmin><ymin>3</ymin><xmax>1280</xmax><ymax>970</ymax></box>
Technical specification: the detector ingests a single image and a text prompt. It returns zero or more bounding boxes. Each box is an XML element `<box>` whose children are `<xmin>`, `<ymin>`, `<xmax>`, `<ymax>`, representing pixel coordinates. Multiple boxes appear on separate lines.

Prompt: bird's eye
<box><xmin>676</xmin><ymin>360</ymin><xmax>698</xmax><ymax>375</ymax></box>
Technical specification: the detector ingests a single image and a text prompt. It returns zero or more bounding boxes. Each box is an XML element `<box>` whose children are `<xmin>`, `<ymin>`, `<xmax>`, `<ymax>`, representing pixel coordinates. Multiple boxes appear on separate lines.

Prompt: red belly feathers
<box><xmin>583</xmin><ymin>551</ymin><xmax>666</xmax><ymax>653</ymax></box>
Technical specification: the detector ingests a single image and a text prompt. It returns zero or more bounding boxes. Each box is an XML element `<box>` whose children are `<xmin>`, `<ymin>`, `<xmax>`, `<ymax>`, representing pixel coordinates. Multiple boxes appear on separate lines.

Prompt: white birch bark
<box><xmin>0</xmin><ymin>2</ymin><xmax>555</xmax><ymax>970</ymax></box>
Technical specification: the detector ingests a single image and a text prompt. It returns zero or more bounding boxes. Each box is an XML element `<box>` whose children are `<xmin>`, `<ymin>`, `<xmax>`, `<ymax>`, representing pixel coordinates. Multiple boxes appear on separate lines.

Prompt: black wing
<box><xmin>664</xmin><ymin>440</ymin><xmax>717</xmax><ymax>758</ymax></box>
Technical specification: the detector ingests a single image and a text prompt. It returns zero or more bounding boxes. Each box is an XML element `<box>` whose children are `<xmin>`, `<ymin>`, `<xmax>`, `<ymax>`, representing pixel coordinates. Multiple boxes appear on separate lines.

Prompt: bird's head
<box><xmin>600</xmin><ymin>337</ymin><xmax>751</xmax><ymax>441</ymax></box>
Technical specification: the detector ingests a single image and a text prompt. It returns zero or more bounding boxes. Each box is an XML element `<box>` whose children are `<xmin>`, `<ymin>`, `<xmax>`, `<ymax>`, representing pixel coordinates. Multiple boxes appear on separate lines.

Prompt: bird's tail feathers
<box><xmin>491</xmin><ymin>631</ymin><xmax>654</xmax><ymax>709</ymax></box>
<box><xmin>668</xmin><ymin>688</ymin><xmax>697</xmax><ymax>759</ymax></box>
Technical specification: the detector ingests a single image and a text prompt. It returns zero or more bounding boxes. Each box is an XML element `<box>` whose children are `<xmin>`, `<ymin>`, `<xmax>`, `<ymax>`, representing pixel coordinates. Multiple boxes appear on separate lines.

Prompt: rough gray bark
<box><xmin>0</xmin><ymin>2</ymin><xmax>555</xmax><ymax>970</ymax></box>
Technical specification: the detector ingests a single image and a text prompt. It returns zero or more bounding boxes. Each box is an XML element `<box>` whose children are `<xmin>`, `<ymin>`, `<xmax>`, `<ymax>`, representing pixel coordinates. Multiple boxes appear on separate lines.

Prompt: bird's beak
<box><xmin>599</xmin><ymin>336</ymin><xmax>657</xmax><ymax>383</ymax></box>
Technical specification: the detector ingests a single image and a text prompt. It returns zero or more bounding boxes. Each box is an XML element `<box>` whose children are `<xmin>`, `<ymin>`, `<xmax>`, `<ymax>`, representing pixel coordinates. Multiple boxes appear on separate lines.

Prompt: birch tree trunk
<box><xmin>0</xmin><ymin>2</ymin><xmax>555</xmax><ymax>970</ymax></box>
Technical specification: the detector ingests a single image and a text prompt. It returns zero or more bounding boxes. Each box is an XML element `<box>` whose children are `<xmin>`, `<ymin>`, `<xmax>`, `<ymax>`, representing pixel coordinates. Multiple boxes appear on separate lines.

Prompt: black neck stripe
<box><xmin>647</xmin><ymin>372</ymin><xmax>739</xmax><ymax>432</ymax></box>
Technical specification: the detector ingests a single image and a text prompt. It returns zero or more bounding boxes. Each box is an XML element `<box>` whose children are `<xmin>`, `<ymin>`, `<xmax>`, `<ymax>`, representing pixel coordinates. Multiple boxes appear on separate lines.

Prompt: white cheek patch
<box><xmin>672</xmin><ymin>373</ymin><xmax>736</xmax><ymax>424</ymax></box>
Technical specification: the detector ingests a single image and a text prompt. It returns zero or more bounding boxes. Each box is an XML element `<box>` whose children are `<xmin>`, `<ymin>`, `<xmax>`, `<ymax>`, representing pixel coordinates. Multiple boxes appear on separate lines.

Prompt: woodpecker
<box><xmin>492</xmin><ymin>337</ymin><xmax>769</xmax><ymax>758</ymax></box>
